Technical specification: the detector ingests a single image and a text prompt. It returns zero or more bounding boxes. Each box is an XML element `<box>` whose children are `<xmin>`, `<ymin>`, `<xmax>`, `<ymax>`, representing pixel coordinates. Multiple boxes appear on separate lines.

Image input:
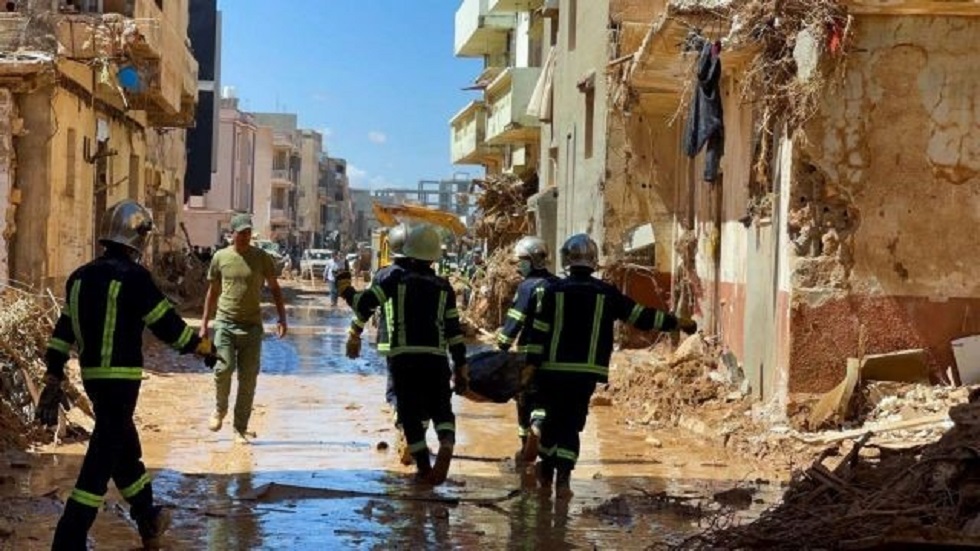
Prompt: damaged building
<box><xmin>451</xmin><ymin>0</ymin><xmax>980</xmax><ymax>407</ymax></box>
<box><xmin>0</xmin><ymin>0</ymin><xmax>198</xmax><ymax>290</ymax></box>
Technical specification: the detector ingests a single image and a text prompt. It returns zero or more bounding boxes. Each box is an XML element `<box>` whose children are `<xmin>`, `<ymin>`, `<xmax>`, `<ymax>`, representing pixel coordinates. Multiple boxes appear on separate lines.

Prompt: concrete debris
<box><xmin>0</xmin><ymin>284</ymin><xmax>92</xmax><ymax>451</ymax></box>
<box><xmin>151</xmin><ymin>250</ymin><xmax>209</xmax><ymax>314</ymax></box>
<box><xmin>461</xmin><ymin>246</ymin><xmax>521</xmax><ymax>332</ymax></box>
<box><xmin>685</xmin><ymin>397</ymin><xmax>980</xmax><ymax>549</ymax></box>
<box><xmin>470</xmin><ymin>174</ymin><xmax>534</xmax><ymax>252</ymax></box>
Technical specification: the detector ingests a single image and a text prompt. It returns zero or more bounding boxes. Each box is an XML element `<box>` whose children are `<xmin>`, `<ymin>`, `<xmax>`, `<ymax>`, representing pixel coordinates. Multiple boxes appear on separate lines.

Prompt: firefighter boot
<box><xmin>555</xmin><ymin>468</ymin><xmax>574</xmax><ymax>501</ymax></box>
<box><xmin>537</xmin><ymin>459</ymin><xmax>555</xmax><ymax>493</ymax></box>
<box><xmin>135</xmin><ymin>505</ymin><xmax>171</xmax><ymax>548</ymax></box>
<box><xmin>413</xmin><ymin>450</ymin><xmax>433</xmax><ymax>484</ymax></box>
<box><xmin>522</xmin><ymin>419</ymin><xmax>543</xmax><ymax>463</ymax></box>
<box><xmin>51</xmin><ymin>500</ymin><xmax>97</xmax><ymax>551</ymax></box>
<box><xmin>428</xmin><ymin>438</ymin><xmax>454</xmax><ymax>486</ymax></box>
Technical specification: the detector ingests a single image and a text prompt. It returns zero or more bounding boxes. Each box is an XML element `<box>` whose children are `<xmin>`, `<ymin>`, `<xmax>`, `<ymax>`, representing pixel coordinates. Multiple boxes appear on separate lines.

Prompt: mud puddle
<box><xmin>0</xmin><ymin>289</ymin><xmax>786</xmax><ymax>549</ymax></box>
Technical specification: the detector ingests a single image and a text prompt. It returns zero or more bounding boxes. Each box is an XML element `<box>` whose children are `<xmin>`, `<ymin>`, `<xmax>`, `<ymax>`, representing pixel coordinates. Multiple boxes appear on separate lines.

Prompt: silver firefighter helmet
<box><xmin>99</xmin><ymin>199</ymin><xmax>154</xmax><ymax>253</ymax></box>
<box><xmin>560</xmin><ymin>233</ymin><xmax>598</xmax><ymax>271</ymax></box>
<box><xmin>513</xmin><ymin>236</ymin><xmax>549</xmax><ymax>274</ymax></box>
<box><xmin>402</xmin><ymin>224</ymin><xmax>443</xmax><ymax>262</ymax></box>
<box><xmin>388</xmin><ymin>223</ymin><xmax>408</xmax><ymax>258</ymax></box>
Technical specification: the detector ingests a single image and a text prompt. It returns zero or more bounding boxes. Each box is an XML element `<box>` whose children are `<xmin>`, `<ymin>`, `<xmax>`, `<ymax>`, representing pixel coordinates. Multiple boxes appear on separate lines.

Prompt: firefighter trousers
<box><xmin>52</xmin><ymin>381</ymin><xmax>154</xmax><ymax>550</ymax></box>
<box><xmin>389</xmin><ymin>354</ymin><xmax>455</xmax><ymax>458</ymax></box>
<box><xmin>535</xmin><ymin>371</ymin><xmax>597</xmax><ymax>472</ymax></box>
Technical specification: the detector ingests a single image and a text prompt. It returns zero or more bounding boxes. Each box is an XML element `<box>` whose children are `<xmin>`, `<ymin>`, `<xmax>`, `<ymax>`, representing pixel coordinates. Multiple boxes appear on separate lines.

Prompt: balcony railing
<box><xmin>488</xmin><ymin>0</ymin><xmax>544</xmax><ymax>13</ymax></box>
<box><xmin>455</xmin><ymin>0</ymin><xmax>515</xmax><ymax>57</ymax></box>
<box><xmin>270</xmin><ymin>208</ymin><xmax>293</xmax><ymax>223</ymax></box>
<box><xmin>485</xmin><ymin>67</ymin><xmax>542</xmax><ymax>145</ymax></box>
<box><xmin>450</xmin><ymin>100</ymin><xmax>493</xmax><ymax>165</ymax></box>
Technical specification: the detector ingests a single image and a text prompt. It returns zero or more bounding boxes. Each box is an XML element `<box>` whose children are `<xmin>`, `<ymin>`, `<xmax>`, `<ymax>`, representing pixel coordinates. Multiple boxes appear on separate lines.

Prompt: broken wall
<box><xmin>789</xmin><ymin>15</ymin><xmax>980</xmax><ymax>393</ymax></box>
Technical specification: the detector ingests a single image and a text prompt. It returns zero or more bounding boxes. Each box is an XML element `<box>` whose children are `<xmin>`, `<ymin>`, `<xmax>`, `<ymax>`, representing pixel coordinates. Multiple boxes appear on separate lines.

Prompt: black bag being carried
<box><xmin>465</xmin><ymin>350</ymin><xmax>525</xmax><ymax>403</ymax></box>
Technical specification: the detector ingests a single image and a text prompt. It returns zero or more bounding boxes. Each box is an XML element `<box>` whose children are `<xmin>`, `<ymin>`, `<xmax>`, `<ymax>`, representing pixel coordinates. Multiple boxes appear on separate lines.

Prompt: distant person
<box><xmin>36</xmin><ymin>200</ymin><xmax>218</xmax><ymax>548</ymax></box>
<box><xmin>200</xmin><ymin>214</ymin><xmax>288</xmax><ymax>444</ymax></box>
<box><xmin>324</xmin><ymin>252</ymin><xmax>343</xmax><ymax>307</ymax></box>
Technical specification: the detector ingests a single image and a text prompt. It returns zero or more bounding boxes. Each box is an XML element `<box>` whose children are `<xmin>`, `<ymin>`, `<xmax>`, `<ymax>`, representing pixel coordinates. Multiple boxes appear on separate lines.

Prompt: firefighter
<box><xmin>494</xmin><ymin>236</ymin><xmax>559</xmax><ymax>464</ymax></box>
<box><xmin>525</xmin><ymin>233</ymin><xmax>698</xmax><ymax>500</ymax></box>
<box><xmin>36</xmin><ymin>200</ymin><xmax>218</xmax><ymax>549</ymax></box>
<box><xmin>337</xmin><ymin>224</ymin><xmax>467</xmax><ymax>485</ymax></box>
<box><xmin>343</xmin><ymin>223</ymin><xmax>428</xmax><ymax>466</ymax></box>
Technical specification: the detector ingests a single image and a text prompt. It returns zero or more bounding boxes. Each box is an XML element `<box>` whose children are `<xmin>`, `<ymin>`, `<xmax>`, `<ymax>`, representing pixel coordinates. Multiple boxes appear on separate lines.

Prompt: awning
<box><xmin>527</xmin><ymin>45</ymin><xmax>556</xmax><ymax>122</ymax></box>
<box><xmin>371</xmin><ymin>203</ymin><xmax>468</xmax><ymax>236</ymax></box>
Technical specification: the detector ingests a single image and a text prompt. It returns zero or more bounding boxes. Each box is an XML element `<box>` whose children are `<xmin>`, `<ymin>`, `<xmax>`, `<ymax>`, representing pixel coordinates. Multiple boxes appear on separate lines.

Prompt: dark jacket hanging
<box><xmin>683</xmin><ymin>41</ymin><xmax>724</xmax><ymax>183</ymax></box>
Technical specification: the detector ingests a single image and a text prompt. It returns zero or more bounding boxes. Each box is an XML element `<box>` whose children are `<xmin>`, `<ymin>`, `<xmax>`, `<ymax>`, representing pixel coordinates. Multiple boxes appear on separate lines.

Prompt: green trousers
<box><xmin>213</xmin><ymin>320</ymin><xmax>264</xmax><ymax>432</ymax></box>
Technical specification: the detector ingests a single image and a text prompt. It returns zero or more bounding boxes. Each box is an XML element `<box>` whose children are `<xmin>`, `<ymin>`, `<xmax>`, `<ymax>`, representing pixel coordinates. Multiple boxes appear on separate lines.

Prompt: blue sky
<box><xmin>217</xmin><ymin>0</ymin><xmax>484</xmax><ymax>190</ymax></box>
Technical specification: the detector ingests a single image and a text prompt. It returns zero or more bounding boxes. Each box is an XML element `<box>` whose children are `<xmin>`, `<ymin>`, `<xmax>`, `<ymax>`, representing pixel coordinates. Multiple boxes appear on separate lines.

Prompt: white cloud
<box><xmin>347</xmin><ymin>164</ymin><xmax>395</xmax><ymax>191</ymax></box>
<box><xmin>367</xmin><ymin>131</ymin><xmax>388</xmax><ymax>145</ymax></box>
<box><xmin>311</xmin><ymin>92</ymin><xmax>329</xmax><ymax>102</ymax></box>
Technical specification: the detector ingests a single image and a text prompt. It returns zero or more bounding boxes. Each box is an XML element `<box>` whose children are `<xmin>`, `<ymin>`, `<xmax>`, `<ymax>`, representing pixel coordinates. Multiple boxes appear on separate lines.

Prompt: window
<box><xmin>567</xmin><ymin>0</ymin><xmax>577</xmax><ymax>51</ymax></box>
<box><xmin>584</xmin><ymin>89</ymin><xmax>595</xmax><ymax>159</ymax></box>
<box><xmin>65</xmin><ymin>129</ymin><xmax>76</xmax><ymax>199</ymax></box>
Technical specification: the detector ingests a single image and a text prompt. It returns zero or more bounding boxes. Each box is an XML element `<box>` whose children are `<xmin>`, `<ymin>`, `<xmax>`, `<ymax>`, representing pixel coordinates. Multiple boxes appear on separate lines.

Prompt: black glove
<box><xmin>335</xmin><ymin>270</ymin><xmax>353</xmax><ymax>296</ymax></box>
<box><xmin>35</xmin><ymin>374</ymin><xmax>69</xmax><ymax>427</ymax></box>
<box><xmin>678</xmin><ymin>317</ymin><xmax>698</xmax><ymax>335</ymax></box>
<box><xmin>346</xmin><ymin>331</ymin><xmax>362</xmax><ymax>359</ymax></box>
<box><xmin>453</xmin><ymin>364</ymin><xmax>470</xmax><ymax>395</ymax></box>
<box><xmin>195</xmin><ymin>336</ymin><xmax>222</xmax><ymax>369</ymax></box>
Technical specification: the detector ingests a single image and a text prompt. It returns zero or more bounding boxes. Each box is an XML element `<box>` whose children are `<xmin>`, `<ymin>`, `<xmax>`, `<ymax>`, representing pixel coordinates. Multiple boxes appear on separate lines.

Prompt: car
<box><xmin>299</xmin><ymin>249</ymin><xmax>332</xmax><ymax>278</ymax></box>
<box><xmin>252</xmin><ymin>239</ymin><xmax>288</xmax><ymax>274</ymax></box>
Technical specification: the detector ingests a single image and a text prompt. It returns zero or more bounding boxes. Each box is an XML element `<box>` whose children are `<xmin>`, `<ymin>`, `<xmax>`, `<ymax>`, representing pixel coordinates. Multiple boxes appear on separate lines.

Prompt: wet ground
<box><xmin>0</xmin><ymin>282</ymin><xmax>786</xmax><ymax>550</ymax></box>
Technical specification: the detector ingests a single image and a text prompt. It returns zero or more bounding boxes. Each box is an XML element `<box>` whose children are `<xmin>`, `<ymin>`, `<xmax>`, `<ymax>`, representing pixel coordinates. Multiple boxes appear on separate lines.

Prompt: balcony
<box><xmin>273</xmin><ymin>131</ymin><xmax>299</xmax><ymax>151</ymax></box>
<box><xmin>485</xmin><ymin>67</ymin><xmax>542</xmax><ymax>145</ymax></box>
<box><xmin>270</xmin><ymin>208</ymin><xmax>293</xmax><ymax>224</ymax></box>
<box><xmin>455</xmin><ymin>0</ymin><xmax>515</xmax><ymax>57</ymax></box>
<box><xmin>488</xmin><ymin>0</ymin><xmax>544</xmax><ymax>13</ymax></box>
<box><xmin>272</xmin><ymin>170</ymin><xmax>294</xmax><ymax>188</ymax></box>
<box><xmin>451</xmin><ymin>100</ymin><xmax>497</xmax><ymax>166</ymax></box>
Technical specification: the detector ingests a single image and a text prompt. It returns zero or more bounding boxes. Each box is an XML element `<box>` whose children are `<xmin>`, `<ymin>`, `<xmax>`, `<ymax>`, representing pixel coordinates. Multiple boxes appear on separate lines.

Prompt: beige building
<box><xmin>183</xmin><ymin>92</ymin><xmax>256</xmax><ymax>247</ymax></box>
<box><xmin>520</xmin><ymin>0</ymin><xmax>980</xmax><ymax>406</ymax></box>
<box><xmin>297</xmin><ymin>130</ymin><xmax>323</xmax><ymax>247</ymax></box>
<box><xmin>252</xmin><ymin>113</ymin><xmax>301</xmax><ymax>246</ymax></box>
<box><xmin>0</xmin><ymin>0</ymin><xmax>197</xmax><ymax>289</ymax></box>
<box><xmin>450</xmin><ymin>0</ymin><xmax>544</xmax><ymax>178</ymax></box>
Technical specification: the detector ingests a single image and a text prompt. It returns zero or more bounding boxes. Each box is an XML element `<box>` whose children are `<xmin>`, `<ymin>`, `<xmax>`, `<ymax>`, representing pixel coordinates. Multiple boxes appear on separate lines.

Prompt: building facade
<box><xmin>0</xmin><ymin>0</ymin><xmax>197</xmax><ymax>289</ymax></box>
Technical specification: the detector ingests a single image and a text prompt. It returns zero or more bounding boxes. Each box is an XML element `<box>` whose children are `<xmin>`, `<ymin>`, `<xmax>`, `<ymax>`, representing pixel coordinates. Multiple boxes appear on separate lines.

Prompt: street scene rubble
<box><xmin>0</xmin><ymin>0</ymin><xmax>978</xmax><ymax>548</ymax></box>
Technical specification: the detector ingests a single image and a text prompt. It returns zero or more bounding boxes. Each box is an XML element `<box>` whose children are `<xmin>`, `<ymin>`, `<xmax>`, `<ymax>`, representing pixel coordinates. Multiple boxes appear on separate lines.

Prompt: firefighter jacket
<box><xmin>343</xmin><ymin>263</ymin><xmax>466</xmax><ymax>367</ymax></box>
<box><xmin>527</xmin><ymin>272</ymin><xmax>679</xmax><ymax>382</ymax></box>
<box><xmin>345</xmin><ymin>259</ymin><xmax>407</xmax><ymax>349</ymax></box>
<box><xmin>44</xmin><ymin>251</ymin><xmax>202</xmax><ymax>381</ymax></box>
<box><xmin>496</xmin><ymin>269</ymin><xmax>559</xmax><ymax>354</ymax></box>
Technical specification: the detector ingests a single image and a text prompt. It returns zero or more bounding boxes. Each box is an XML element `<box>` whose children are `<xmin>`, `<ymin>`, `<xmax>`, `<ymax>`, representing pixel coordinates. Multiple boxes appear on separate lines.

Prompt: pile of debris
<box><xmin>151</xmin><ymin>249</ymin><xmax>208</xmax><ymax>314</ymax></box>
<box><xmin>685</xmin><ymin>395</ymin><xmax>980</xmax><ymax>549</ymax></box>
<box><xmin>0</xmin><ymin>284</ymin><xmax>90</xmax><ymax>451</ymax></box>
<box><xmin>471</xmin><ymin>174</ymin><xmax>532</xmax><ymax>252</ymax></box>
<box><xmin>608</xmin><ymin>335</ymin><xmax>752</xmax><ymax>432</ymax></box>
<box><xmin>462</xmin><ymin>245</ymin><xmax>521</xmax><ymax>333</ymax></box>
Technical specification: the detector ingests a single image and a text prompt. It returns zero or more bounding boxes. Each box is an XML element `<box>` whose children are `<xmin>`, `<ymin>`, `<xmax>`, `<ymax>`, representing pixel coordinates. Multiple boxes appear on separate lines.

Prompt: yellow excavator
<box><xmin>371</xmin><ymin>202</ymin><xmax>467</xmax><ymax>271</ymax></box>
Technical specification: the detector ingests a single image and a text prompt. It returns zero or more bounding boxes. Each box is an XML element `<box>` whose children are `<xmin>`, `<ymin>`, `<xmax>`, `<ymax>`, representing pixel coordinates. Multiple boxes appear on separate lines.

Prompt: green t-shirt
<box><xmin>208</xmin><ymin>245</ymin><xmax>275</xmax><ymax>325</ymax></box>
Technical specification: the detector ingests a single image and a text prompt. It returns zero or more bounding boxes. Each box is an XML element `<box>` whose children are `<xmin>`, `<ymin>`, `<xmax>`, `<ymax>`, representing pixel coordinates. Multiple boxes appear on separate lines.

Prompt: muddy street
<box><xmin>1</xmin><ymin>284</ymin><xmax>783</xmax><ymax>550</ymax></box>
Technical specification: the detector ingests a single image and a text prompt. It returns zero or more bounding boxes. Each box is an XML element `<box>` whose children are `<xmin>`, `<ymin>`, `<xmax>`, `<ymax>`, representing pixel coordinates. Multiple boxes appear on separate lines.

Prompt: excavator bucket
<box><xmin>372</xmin><ymin>203</ymin><xmax>467</xmax><ymax>236</ymax></box>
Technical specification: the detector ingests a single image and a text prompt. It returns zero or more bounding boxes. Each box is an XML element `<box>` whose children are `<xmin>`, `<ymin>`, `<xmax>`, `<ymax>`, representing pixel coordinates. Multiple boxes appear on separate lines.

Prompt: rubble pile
<box><xmin>685</xmin><ymin>395</ymin><xmax>980</xmax><ymax>549</ymax></box>
<box><xmin>609</xmin><ymin>335</ymin><xmax>751</xmax><ymax>430</ymax></box>
<box><xmin>471</xmin><ymin>174</ymin><xmax>532</xmax><ymax>252</ymax></box>
<box><xmin>151</xmin><ymin>250</ymin><xmax>209</xmax><ymax>313</ymax></box>
<box><xmin>0</xmin><ymin>285</ymin><xmax>89</xmax><ymax>450</ymax></box>
<box><xmin>462</xmin><ymin>246</ymin><xmax>521</xmax><ymax>332</ymax></box>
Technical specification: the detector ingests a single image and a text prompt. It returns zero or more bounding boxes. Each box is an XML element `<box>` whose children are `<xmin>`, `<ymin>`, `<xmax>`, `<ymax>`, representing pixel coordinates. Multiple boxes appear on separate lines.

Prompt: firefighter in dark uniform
<box><xmin>338</xmin><ymin>224</ymin><xmax>468</xmax><ymax>485</ymax></box>
<box><xmin>494</xmin><ymin>236</ymin><xmax>559</xmax><ymax>464</ymax></box>
<box><xmin>35</xmin><ymin>200</ymin><xmax>218</xmax><ymax>549</ymax></box>
<box><xmin>525</xmin><ymin>234</ymin><xmax>698</xmax><ymax>500</ymax></box>
<box><xmin>344</xmin><ymin>223</ymin><xmax>429</xmax><ymax>465</ymax></box>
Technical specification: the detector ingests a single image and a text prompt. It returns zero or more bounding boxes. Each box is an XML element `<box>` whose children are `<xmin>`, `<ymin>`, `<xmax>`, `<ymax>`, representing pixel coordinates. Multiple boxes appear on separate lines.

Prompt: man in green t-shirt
<box><xmin>200</xmin><ymin>214</ymin><xmax>288</xmax><ymax>443</ymax></box>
